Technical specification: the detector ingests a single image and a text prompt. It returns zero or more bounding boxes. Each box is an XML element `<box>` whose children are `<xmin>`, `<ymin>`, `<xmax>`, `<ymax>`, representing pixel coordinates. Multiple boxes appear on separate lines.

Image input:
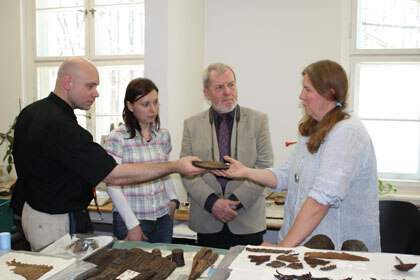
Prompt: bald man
<box><xmin>13</xmin><ymin>57</ymin><xmax>202</xmax><ymax>251</ymax></box>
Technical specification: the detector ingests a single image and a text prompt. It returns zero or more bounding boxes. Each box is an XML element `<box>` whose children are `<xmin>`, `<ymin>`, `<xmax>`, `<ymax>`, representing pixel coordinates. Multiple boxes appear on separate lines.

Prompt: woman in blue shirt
<box><xmin>214</xmin><ymin>60</ymin><xmax>380</xmax><ymax>252</ymax></box>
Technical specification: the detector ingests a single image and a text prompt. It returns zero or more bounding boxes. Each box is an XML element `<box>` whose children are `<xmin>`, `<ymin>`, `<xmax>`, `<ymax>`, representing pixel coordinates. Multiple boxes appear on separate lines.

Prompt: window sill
<box><xmin>378</xmin><ymin>180</ymin><xmax>420</xmax><ymax>206</ymax></box>
<box><xmin>379</xmin><ymin>192</ymin><xmax>420</xmax><ymax>207</ymax></box>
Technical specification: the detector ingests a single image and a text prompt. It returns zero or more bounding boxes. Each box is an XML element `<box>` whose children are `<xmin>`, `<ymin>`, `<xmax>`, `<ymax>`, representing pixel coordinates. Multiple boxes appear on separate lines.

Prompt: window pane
<box><xmin>36</xmin><ymin>0</ymin><xmax>84</xmax><ymax>9</ymax></box>
<box><xmin>37</xmin><ymin>67</ymin><xmax>58</xmax><ymax>99</ymax></box>
<box><xmin>357</xmin><ymin>63</ymin><xmax>420</xmax><ymax>120</ymax></box>
<box><xmin>363</xmin><ymin>120</ymin><xmax>420</xmax><ymax>178</ymax></box>
<box><xmin>96</xmin><ymin>65</ymin><xmax>144</xmax><ymax>115</ymax></box>
<box><xmin>36</xmin><ymin>9</ymin><xmax>85</xmax><ymax>57</ymax></box>
<box><xmin>76</xmin><ymin>112</ymin><xmax>87</xmax><ymax>129</ymax></box>
<box><xmin>358</xmin><ymin>0</ymin><xmax>420</xmax><ymax>49</ymax></box>
<box><xmin>97</xmin><ymin>116</ymin><xmax>124</xmax><ymax>144</ymax></box>
<box><xmin>96</xmin><ymin>0</ymin><xmax>143</xmax><ymax>5</ymax></box>
<box><xmin>95</xmin><ymin>65</ymin><xmax>144</xmax><ymax>142</ymax></box>
<box><xmin>95</xmin><ymin>4</ymin><xmax>144</xmax><ymax>55</ymax></box>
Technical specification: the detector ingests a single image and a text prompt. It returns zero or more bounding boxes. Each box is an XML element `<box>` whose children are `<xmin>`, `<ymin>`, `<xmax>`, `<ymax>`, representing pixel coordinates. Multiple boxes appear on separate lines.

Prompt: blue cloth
<box><xmin>268</xmin><ymin>115</ymin><xmax>380</xmax><ymax>252</ymax></box>
<box><xmin>113</xmin><ymin>211</ymin><xmax>173</xmax><ymax>243</ymax></box>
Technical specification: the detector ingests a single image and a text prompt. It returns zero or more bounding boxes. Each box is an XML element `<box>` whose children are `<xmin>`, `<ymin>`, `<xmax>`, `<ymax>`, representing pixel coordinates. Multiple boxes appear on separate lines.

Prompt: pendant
<box><xmin>294</xmin><ymin>173</ymin><xmax>299</xmax><ymax>183</ymax></box>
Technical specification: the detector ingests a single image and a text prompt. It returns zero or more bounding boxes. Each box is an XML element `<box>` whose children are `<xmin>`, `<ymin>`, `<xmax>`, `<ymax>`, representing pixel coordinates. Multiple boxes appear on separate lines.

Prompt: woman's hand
<box><xmin>261</xmin><ymin>241</ymin><xmax>275</xmax><ymax>247</ymax></box>
<box><xmin>212</xmin><ymin>156</ymin><xmax>249</xmax><ymax>179</ymax></box>
<box><xmin>168</xmin><ymin>201</ymin><xmax>177</xmax><ymax>218</ymax></box>
<box><xmin>125</xmin><ymin>225</ymin><xmax>148</xmax><ymax>241</ymax></box>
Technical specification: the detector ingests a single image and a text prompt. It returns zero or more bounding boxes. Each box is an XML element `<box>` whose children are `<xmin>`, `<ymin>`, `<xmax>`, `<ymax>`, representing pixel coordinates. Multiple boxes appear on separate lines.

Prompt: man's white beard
<box><xmin>213</xmin><ymin>102</ymin><xmax>237</xmax><ymax>114</ymax></box>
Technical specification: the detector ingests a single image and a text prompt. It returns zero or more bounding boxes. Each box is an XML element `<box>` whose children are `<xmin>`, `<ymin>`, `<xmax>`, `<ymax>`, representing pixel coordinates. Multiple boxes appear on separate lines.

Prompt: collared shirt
<box><xmin>268</xmin><ymin>115</ymin><xmax>380</xmax><ymax>252</ymax></box>
<box><xmin>213</xmin><ymin>108</ymin><xmax>235</xmax><ymax>156</ymax></box>
<box><xmin>13</xmin><ymin>92</ymin><xmax>117</xmax><ymax>214</ymax></box>
<box><xmin>205</xmin><ymin>107</ymin><xmax>241</xmax><ymax>213</ymax></box>
<box><xmin>104</xmin><ymin>124</ymin><xmax>176</xmax><ymax>220</ymax></box>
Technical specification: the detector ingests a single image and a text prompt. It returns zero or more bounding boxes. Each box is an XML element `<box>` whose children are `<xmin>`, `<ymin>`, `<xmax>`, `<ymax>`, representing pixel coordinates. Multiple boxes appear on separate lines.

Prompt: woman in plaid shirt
<box><xmin>104</xmin><ymin>78</ymin><xmax>179</xmax><ymax>242</ymax></box>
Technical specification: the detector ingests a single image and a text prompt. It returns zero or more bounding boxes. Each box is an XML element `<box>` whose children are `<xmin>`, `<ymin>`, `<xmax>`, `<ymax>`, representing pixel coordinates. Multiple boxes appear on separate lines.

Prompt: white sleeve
<box><xmin>163</xmin><ymin>175</ymin><xmax>178</xmax><ymax>200</ymax></box>
<box><xmin>107</xmin><ymin>186</ymin><xmax>139</xmax><ymax>230</ymax></box>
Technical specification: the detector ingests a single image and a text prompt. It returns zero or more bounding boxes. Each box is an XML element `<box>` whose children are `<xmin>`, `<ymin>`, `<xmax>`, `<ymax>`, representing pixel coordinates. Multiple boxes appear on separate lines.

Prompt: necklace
<box><xmin>294</xmin><ymin>153</ymin><xmax>307</xmax><ymax>183</ymax></box>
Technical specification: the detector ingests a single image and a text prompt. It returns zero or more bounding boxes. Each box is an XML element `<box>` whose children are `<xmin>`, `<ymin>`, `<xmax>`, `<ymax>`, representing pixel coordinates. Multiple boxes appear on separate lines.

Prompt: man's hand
<box><xmin>175</xmin><ymin>156</ymin><xmax>204</xmax><ymax>176</ymax></box>
<box><xmin>212</xmin><ymin>156</ymin><xmax>249</xmax><ymax>179</ymax></box>
<box><xmin>211</xmin><ymin>198</ymin><xmax>240</xmax><ymax>223</ymax></box>
<box><xmin>124</xmin><ymin>225</ymin><xmax>148</xmax><ymax>241</ymax></box>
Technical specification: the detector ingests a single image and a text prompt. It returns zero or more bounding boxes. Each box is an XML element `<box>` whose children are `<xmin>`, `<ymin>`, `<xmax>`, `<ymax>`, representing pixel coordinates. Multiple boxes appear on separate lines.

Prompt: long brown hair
<box><xmin>123</xmin><ymin>78</ymin><xmax>160</xmax><ymax>139</ymax></box>
<box><xmin>298</xmin><ymin>60</ymin><xmax>350</xmax><ymax>154</ymax></box>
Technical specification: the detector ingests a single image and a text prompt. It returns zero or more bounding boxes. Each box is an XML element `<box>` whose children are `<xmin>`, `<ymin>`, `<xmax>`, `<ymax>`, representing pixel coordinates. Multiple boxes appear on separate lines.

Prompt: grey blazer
<box><xmin>180</xmin><ymin>106</ymin><xmax>274</xmax><ymax>234</ymax></box>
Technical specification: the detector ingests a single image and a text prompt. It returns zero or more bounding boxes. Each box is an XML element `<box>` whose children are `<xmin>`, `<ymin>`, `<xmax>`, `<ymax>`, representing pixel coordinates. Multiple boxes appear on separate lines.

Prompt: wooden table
<box><xmin>88</xmin><ymin>201</ymin><xmax>113</xmax><ymax>225</ymax></box>
<box><xmin>0</xmin><ymin>178</ymin><xmax>15</xmax><ymax>199</ymax></box>
<box><xmin>88</xmin><ymin>201</ymin><xmax>113</xmax><ymax>213</ymax></box>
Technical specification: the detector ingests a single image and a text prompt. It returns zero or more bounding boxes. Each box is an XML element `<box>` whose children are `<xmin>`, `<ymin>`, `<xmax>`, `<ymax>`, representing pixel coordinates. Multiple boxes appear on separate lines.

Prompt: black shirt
<box><xmin>13</xmin><ymin>93</ymin><xmax>117</xmax><ymax>214</ymax></box>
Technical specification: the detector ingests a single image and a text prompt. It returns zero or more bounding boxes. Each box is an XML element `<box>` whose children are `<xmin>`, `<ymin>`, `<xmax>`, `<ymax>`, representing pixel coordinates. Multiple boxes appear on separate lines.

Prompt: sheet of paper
<box><xmin>40</xmin><ymin>234</ymin><xmax>113</xmax><ymax>260</ymax></box>
<box><xmin>173</xmin><ymin>220</ymin><xmax>197</xmax><ymax>240</ymax></box>
<box><xmin>0</xmin><ymin>251</ymin><xmax>76</xmax><ymax>280</ymax></box>
<box><xmin>228</xmin><ymin>245</ymin><xmax>420</xmax><ymax>280</ymax></box>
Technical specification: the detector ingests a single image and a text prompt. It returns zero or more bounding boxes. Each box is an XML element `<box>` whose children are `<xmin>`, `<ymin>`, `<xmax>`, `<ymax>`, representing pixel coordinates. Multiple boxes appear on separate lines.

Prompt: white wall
<box><xmin>0</xmin><ymin>0</ymin><xmax>23</xmax><ymax>178</ymax></box>
<box><xmin>145</xmin><ymin>0</ymin><xmax>205</xmax><ymax>201</ymax></box>
<box><xmin>204</xmin><ymin>0</ymin><xmax>344</xmax><ymax>166</ymax></box>
<box><xmin>167</xmin><ymin>1</ymin><xmax>205</xmax><ymax>201</ymax></box>
<box><xmin>0</xmin><ymin>0</ymin><xmax>348</xmax><ymax>196</ymax></box>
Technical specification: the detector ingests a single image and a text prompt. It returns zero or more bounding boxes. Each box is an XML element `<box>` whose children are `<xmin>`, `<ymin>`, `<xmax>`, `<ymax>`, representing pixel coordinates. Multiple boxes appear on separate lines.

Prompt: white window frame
<box><xmin>350</xmin><ymin>0</ymin><xmax>420</xmax><ymax>189</ymax></box>
<box><xmin>350</xmin><ymin>0</ymin><xmax>420</xmax><ymax>56</ymax></box>
<box><xmin>23</xmin><ymin>0</ymin><xmax>145</xmax><ymax>142</ymax></box>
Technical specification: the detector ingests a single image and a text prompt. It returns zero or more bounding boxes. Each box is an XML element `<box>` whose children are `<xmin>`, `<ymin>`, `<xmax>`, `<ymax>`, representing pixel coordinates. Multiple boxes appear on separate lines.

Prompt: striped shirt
<box><xmin>104</xmin><ymin>124</ymin><xmax>176</xmax><ymax>220</ymax></box>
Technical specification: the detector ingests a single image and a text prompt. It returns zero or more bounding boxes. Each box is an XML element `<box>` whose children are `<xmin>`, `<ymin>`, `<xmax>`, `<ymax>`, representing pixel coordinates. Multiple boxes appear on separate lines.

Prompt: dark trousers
<box><xmin>197</xmin><ymin>224</ymin><xmax>264</xmax><ymax>249</ymax></box>
<box><xmin>113</xmin><ymin>211</ymin><xmax>173</xmax><ymax>243</ymax></box>
<box><xmin>69</xmin><ymin>209</ymin><xmax>93</xmax><ymax>234</ymax></box>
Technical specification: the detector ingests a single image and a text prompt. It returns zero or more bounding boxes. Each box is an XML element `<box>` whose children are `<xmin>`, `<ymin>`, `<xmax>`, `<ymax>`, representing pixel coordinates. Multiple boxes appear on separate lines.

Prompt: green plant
<box><xmin>378</xmin><ymin>179</ymin><xmax>397</xmax><ymax>195</ymax></box>
<box><xmin>110</xmin><ymin>122</ymin><xmax>123</xmax><ymax>132</ymax></box>
<box><xmin>0</xmin><ymin>118</ymin><xmax>16</xmax><ymax>174</ymax></box>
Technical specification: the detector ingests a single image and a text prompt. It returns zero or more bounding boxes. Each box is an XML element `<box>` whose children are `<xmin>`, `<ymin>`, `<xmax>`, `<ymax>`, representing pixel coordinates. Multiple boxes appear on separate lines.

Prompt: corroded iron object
<box><xmin>188</xmin><ymin>247</ymin><xmax>219</xmax><ymax>280</ymax></box>
<box><xmin>341</xmin><ymin>239</ymin><xmax>368</xmax><ymax>252</ymax></box>
<box><xmin>192</xmin><ymin>160</ymin><xmax>230</xmax><ymax>170</ymax></box>
<box><xmin>171</xmin><ymin>248</ymin><xmax>185</xmax><ymax>267</ymax></box>
<box><xmin>394</xmin><ymin>256</ymin><xmax>417</xmax><ymax>271</ymax></box>
<box><xmin>303</xmin><ymin>234</ymin><xmax>334</xmax><ymax>250</ymax></box>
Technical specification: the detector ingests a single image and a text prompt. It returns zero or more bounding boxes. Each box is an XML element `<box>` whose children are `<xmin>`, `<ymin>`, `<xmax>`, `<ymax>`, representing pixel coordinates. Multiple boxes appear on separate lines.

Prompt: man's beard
<box><xmin>213</xmin><ymin>101</ymin><xmax>237</xmax><ymax>114</ymax></box>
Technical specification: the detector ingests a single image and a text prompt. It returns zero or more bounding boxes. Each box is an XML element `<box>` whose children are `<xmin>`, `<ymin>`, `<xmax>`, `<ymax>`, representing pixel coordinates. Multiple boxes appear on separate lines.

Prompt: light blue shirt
<box><xmin>269</xmin><ymin>115</ymin><xmax>380</xmax><ymax>252</ymax></box>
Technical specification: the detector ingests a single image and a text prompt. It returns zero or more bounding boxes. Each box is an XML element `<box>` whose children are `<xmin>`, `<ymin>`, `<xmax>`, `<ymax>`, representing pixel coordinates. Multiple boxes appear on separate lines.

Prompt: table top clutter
<box><xmin>218</xmin><ymin>245</ymin><xmax>420</xmax><ymax>280</ymax></box>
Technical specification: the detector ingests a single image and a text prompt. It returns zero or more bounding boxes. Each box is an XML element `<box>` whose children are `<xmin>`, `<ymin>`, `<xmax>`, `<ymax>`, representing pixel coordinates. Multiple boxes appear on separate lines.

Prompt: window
<box><xmin>352</xmin><ymin>0</ymin><xmax>420</xmax><ymax>182</ymax></box>
<box><xmin>356</xmin><ymin>0</ymin><xmax>420</xmax><ymax>50</ymax></box>
<box><xmin>30</xmin><ymin>0</ymin><xmax>145</xmax><ymax>143</ymax></box>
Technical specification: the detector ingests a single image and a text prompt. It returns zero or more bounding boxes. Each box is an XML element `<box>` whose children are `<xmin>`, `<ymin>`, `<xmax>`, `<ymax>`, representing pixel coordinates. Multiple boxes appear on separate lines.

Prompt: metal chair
<box><xmin>379</xmin><ymin>200</ymin><xmax>420</xmax><ymax>255</ymax></box>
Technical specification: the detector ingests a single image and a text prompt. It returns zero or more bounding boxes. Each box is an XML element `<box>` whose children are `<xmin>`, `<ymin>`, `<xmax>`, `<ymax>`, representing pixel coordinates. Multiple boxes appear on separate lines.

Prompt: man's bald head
<box><xmin>56</xmin><ymin>57</ymin><xmax>96</xmax><ymax>88</ymax></box>
<box><xmin>53</xmin><ymin>56</ymin><xmax>100</xmax><ymax>110</ymax></box>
